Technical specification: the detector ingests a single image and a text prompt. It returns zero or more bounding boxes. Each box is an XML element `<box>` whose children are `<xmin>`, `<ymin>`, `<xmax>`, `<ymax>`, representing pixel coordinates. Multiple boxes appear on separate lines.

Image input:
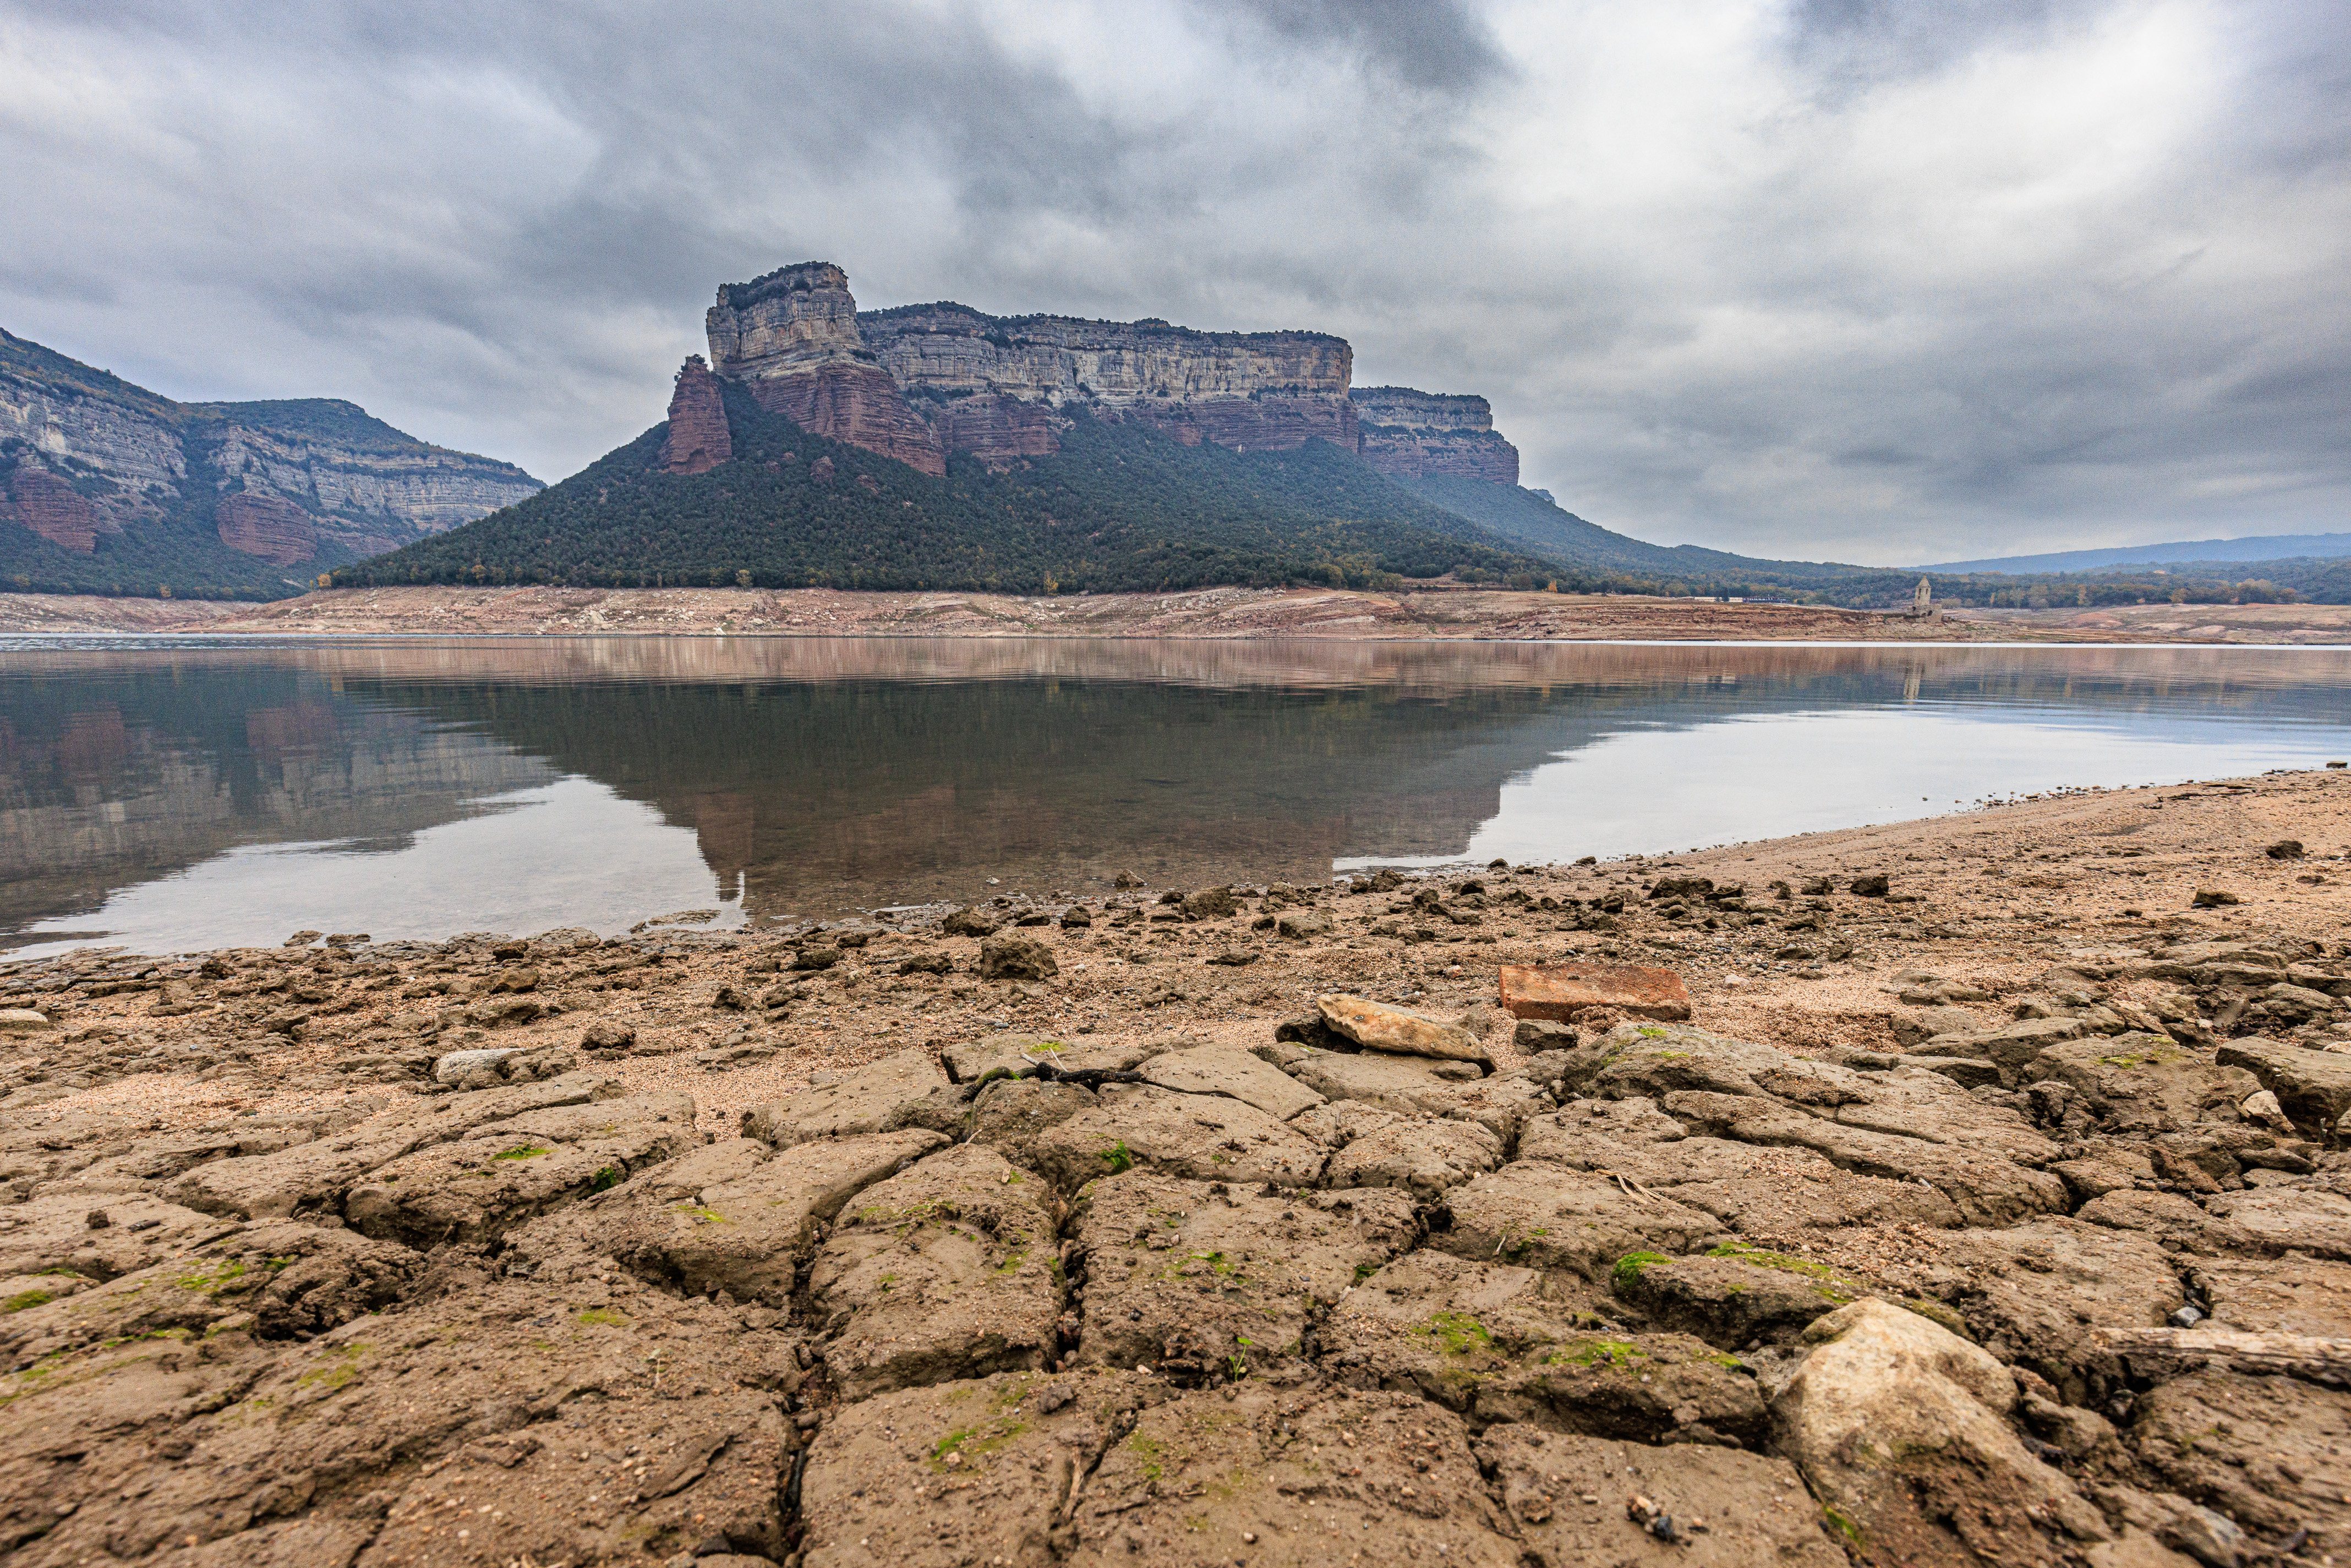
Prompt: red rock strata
<box><xmin>3</xmin><ymin>466</ymin><xmax>104</xmax><ymax>552</ymax></box>
<box><xmin>658</xmin><ymin>356</ymin><xmax>732</xmax><ymax>475</ymax></box>
<box><xmin>746</xmin><ymin>363</ymin><xmax>946</xmax><ymax>477</ymax></box>
<box><xmin>215</xmin><ymin>491</ymin><xmax>319</xmax><ymax>565</ymax></box>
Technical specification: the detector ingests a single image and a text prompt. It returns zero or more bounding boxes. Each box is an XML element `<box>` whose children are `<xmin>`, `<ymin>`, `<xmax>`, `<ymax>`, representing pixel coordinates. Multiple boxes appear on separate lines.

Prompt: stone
<box><xmin>1071</xmin><ymin>1170</ymin><xmax>1414</xmax><ymax>1376</ymax></box>
<box><xmin>431</xmin><ymin>1045</ymin><xmax>520</xmax><ymax>1085</ymax></box>
<box><xmin>2267</xmin><ymin>839</ymin><xmax>2306</xmax><ymax>859</ymax></box>
<box><xmin>1136</xmin><ymin>1043</ymin><xmax>1324</xmax><ymax>1119</ymax></box>
<box><xmin>0</xmin><ymin>1008</ymin><xmax>51</xmax><ymax>1032</ymax></box>
<box><xmin>2130</xmin><ymin>1368</ymin><xmax>2351</xmax><ymax>1545</ymax></box>
<box><xmin>1663</xmin><ymin>1088</ymin><xmax>2066</xmax><ymax>1227</ymax></box>
<box><xmin>1435</xmin><ymin>1162</ymin><xmax>1721</xmax><ymax>1281</ymax></box>
<box><xmin>1514</xmin><ymin>1018</ymin><xmax>1577</xmax><ymax>1052</ymax></box>
<box><xmin>1324</xmin><ymin>1249</ymin><xmax>1764</xmax><ymax>1441</ymax></box>
<box><xmin>2217</xmin><ymin>1037</ymin><xmax>2351</xmax><ymax>1127</ymax></box>
<box><xmin>794</xmin><ymin>1369</ymin><xmax>1159</xmax><ymax>1568</ymax></box>
<box><xmin>939</xmin><ymin>905</ymin><xmax>1003</xmax><ymax>937</ymax></box>
<box><xmin>967</xmin><ymin>1077</ymin><xmax>1097</xmax><ymax>1170</ymax></box>
<box><xmin>585</xmin><ymin>1129</ymin><xmax>948</xmax><ymax>1304</ymax></box>
<box><xmin>1065</xmin><ymin>1385</ymin><xmax>1523</xmax><ymax>1567</ymax></box>
<box><xmin>1181</xmin><ymin>886</ymin><xmax>1239</xmax><ymax>919</ymax></box>
<box><xmin>939</xmin><ymin>1036</ymin><xmax>1038</xmax><ymax>1085</ymax></box>
<box><xmin>1917</xmin><ymin>1217</ymin><xmax>2184</xmax><ymax>1406</ymax></box>
<box><xmin>1773</xmin><ymin>1299</ymin><xmax>2109</xmax><ymax>1566</ymax></box>
<box><xmin>1477</xmin><ymin>1427</ymin><xmax>1845</xmax><ymax>1567</ymax></box>
<box><xmin>1324</xmin><ymin>1116</ymin><xmax>1505</xmax><ymax>1197</ymax></box>
<box><xmin>2201</xmin><ymin>1184</ymin><xmax>2351</xmax><ymax>1259</ymax></box>
<box><xmin>1275</xmin><ymin>908</ymin><xmax>1332</xmax><ymax>938</ymax></box>
<box><xmin>2191</xmin><ymin>888</ymin><xmax>2240</xmax><ymax>908</ymax></box>
<box><xmin>1611</xmin><ymin>1248</ymin><xmax>1863</xmax><ymax>1346</ymax></box>
<box><xmin>977</xmin><ymin>932</ymin><xmax>1058</xmax><ymax>981</ymax></box>
<box><xmin>1501</xmin><ymin>962</ymin><xmax>1693</xmax><ymax>1023</ymax></box>
<box><xmin>168</xmin><ymin>1072</ymin><xmax>625</xmax><ymax>1220</ymax></box>
<box><xmin>803</xmin><ymin>1143</ymin><xmax>1060</xmax><ymax>1397</ymax></box>
<box><xmin>2193</xmin><ymin>1255</ymin><xmax>2351</xmax><ymax>1337</ymax></box>
<box><xmin>579</xmin><ymin>1018</ymin><xmax>636</xmax><ymax>1053</ymax></box>
<box><xmin>1026</xmin><ymin>1084</ymin><xmax>1327</xmax><ymax>1192</ymax></box>
<box><xmin>739</xmin><ymin>1048</ymin><xmax>950</xmax><ymax>1146</ymax></box>
<box><xmin>2027</xmin><ymin>1036</ymin><xmax>2263</xmax><ymax>1133</ymax></box>
<box><xmin>1316</xmin><ymin>993</ymin><xmax>1490</xmax><ymax>1063</ymax></box>
<box><xmin>345</xmin><ymin>1092</ymin><xmax>698</xmax><ymax>1248</ymax></box>
<box><xmin>1283</xmin><ymin>1047</ymin><xmax>1484</xmax><ymax>1107</ymax></box>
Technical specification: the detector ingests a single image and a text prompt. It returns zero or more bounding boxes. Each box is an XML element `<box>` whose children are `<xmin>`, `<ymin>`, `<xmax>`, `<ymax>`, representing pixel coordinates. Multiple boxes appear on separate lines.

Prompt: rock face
<box><xmin>0</xmin><ymin>325</ymin><xmax>541</xmax><ymax>585</ymax></box>
<box><xmin>702</xmin><ymin>263</ymin><xmax>947</xmax><ymax>476</ymax></box>
<box><xmin>692</xmin><ymin>262</ymin><xmax>1532</xmax><ymax>490</ymax></box>
<box><xmin>1352</xmin><ymin>386</ymin><xmax>1521</xmax><ymax>484</ymax></box>
<box><xmin>859</xmin><ymin>299</ymin><xmax>1357</xmax><ymax>464</ymax></box>
<box><xmin>214</xmin><ymin>491</ymin><xmax>319</xmax><ymax>565</ymax></box>
<box><xmin>658</xmin><ymin>354</ymin><xmax>732</xmax><ymax>474</ymax></box>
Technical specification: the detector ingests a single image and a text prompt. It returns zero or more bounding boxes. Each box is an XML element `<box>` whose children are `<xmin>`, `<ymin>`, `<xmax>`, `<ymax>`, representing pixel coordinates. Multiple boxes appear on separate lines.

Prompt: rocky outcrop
<box><xmin>1</xmin><ymin>466</ymin><xmax>107</xmax><ymax>553</ymax></box>
<box><xmin>861</xmin><ymin>298</ymin><xmax>1357</xmax><ymax>464</ymax></box>
<box><xmin>1352</xmin><ymin>386</ymin><xmax>1521</xmax><ymax>484</ymax></box>
<box><xmin>703</xmin><ymin>264</ymin><xmax>945</xmax><ymax>476</ymax></box>
<box><xmin>0</xmin><ymin>325</ymin><xmax>540</xmax><ymax>585</ymax></box>
<box><xmin>658</xmin><ymin>356</ymin><xmax>732</xmax><ymax>475</ymax></box>
<box><xmin>215</xmin><ymin>491</ymin><xmax>320</xmax><ymax>565</ymax></box>
<box><xmin>692</xmin><ymin>264</ymin><xmax>1535</xmax><ymax>491</ymax></box>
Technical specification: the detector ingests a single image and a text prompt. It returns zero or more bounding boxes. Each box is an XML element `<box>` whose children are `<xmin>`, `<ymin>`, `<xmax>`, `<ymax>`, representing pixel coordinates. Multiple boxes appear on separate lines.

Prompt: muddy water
<box><xmin>4</xmin><ymin>636</ymin><xmax>2350</xmax><ymax>955</ymax></box>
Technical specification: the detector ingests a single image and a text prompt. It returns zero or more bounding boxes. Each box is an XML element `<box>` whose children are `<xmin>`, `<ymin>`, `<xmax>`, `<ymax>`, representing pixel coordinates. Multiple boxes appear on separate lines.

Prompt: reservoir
<box><xmin>4</xmin><ymin>636</ymin><xmax>2348</xmax><ymax>957</ymax></box>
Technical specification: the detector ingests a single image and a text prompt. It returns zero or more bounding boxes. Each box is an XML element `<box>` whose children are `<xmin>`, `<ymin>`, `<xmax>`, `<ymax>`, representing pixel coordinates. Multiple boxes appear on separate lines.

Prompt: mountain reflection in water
<box><xmin>4</xmin><ymin>636</ymin><xmax>2350</xmax><ymax>954</ymax></box>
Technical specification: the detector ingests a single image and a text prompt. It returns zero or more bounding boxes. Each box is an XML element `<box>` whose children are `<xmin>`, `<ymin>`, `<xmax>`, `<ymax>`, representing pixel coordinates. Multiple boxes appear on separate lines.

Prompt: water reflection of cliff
<box><xmin>8</xmin><ymin>639</ymin><xmax>2351</xmax><ymax>934</ymax></box>
<box><xmin>0</xmin><ymin>660</ymin><xmax>551</xmax><ymax>935</ymax></box>
<box><xmin>292</xmin><ymin>638</ymin><xmax>2351</xmax><ymax>913</ymax></box>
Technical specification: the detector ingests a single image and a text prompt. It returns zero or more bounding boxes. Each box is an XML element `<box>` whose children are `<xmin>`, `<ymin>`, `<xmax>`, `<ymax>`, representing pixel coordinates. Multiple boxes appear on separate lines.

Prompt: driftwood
<box><xmin>2097</xmin><ymin>1326</ymin><xmax>2351</xmax><ymax>1386</ymax></box>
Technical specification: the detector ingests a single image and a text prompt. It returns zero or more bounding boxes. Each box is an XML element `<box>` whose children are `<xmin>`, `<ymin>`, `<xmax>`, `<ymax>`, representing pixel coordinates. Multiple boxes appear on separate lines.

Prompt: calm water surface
<box><xmin>5</xmin><ymin>636</ymin><xmax>2350</xmax><ymax>957</ymax></box>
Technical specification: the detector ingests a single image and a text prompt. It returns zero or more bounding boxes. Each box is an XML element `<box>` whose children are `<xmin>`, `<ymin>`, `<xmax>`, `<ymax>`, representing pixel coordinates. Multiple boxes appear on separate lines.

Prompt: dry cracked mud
<box><xmin>12</xmin><ymin>766</ymin><xmax>2351</xmax><ymax>1565</ymax></box>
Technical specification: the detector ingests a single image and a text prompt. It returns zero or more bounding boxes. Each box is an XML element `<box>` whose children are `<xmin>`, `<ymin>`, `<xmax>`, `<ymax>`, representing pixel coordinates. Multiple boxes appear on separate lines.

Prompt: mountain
<box><xmin>0</xmin><ymin>328</ymin><xmax>542</xmax><ymax>597</ymax></box>
<box><xmin>339</xmin><ymin>264</ymin><xmax>1566</xmax><ymax>594</ymax></box>
<box><xmin>336</xmin><ymin>374</ymin><xmax>1559</xmax><ymax>593</ymax></box>
<box><xmin>1924</xmin><ymin>533</ymin><xmax>2351</xmax><ymax>574</ymax></box>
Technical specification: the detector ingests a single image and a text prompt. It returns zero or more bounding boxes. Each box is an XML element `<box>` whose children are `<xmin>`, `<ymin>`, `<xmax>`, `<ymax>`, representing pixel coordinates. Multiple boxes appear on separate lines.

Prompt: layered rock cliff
<box><xmin>658</xmin><ymin>357</ymin><xmax>732</xmax><ymax>475</ymax></box>
<box><xmin>0</xmin><ymin>327</ymin><xmax>540</xmax><ymax>590</ymax></box>
<box><xmin>858</xmin><ymin>300</ymin><xmax>1357</xmax><ymax>464</ymax></box>
<box><xmin>701</xmin><ymin>265</ymin><xmax>1378</xmax><ymax>472</ymax></box>
<box><xmin>704</xmin><ymin>264</ymin><xmax>945</xmax><ymax>476</ymax></box>
<box><xmin>1351</xmin><ymin>387</ymin><xmax>1521</xmax><ymax>485</ymax></box>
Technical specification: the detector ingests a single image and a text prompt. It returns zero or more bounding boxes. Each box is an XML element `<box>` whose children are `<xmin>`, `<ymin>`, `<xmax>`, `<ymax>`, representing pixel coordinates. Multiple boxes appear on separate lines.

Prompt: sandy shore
<box><xmin>6</xmin><ymin>772</ymin><xmax>2350</xmax><ymax>1563</ymax></box>
<box><xmin>11</xmin><ymin>582</ymin><xmax>2348</xmax><ymax>642</ymax></box>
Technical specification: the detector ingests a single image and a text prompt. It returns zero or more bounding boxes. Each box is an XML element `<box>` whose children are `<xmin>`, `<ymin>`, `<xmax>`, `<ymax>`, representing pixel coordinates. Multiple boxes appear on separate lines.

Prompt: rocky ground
<box><xmin>7</xmin><ymin>585</ymin><xmax>2350</xmax><ymax>642</ymax></box>
<box><xmin>10</xmin><ymin>770</ymin><xmax>2351</xmax><ymax>1565</ymax></box>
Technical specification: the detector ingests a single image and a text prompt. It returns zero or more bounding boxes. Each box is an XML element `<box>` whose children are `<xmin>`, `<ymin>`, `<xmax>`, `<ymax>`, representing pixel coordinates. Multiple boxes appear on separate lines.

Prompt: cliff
<box><xmin>1351</xmin><ymin>386</ymin><xmax>1520</xmax><ymax>485</ymax></box>
<box><xmin>699</xmin><ymin>264</ymin><xmax>1535</xmax><ymax>497</ymax></box>
<box><xmin>704</xmin><ymin>264</ymin><xmax>945</xmax><ymax>476</ymax></box>
<box><xmin>0</xmin><ymin>327</ymin><xmax>542</xmax><ymax>595</ymax></box>
<box><xmin>859</xmin><ymin>300</ymin><xmax>1357</xmax><ymax>465</ymax></box>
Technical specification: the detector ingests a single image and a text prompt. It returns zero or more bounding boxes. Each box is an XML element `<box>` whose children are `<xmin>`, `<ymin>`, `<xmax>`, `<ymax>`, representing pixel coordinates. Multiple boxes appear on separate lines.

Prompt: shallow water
<box><xmin>4</xmin><ymin>636</ymin><xmax>2349</xmax><ymax>957</ymax></box>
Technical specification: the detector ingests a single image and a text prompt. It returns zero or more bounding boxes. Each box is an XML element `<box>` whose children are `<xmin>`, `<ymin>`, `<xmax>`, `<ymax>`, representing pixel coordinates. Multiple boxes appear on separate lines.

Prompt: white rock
<box><xmin>433</xmin><ymin>1047</ymin><xmax>520</xmax><ymax>1085</ymax></box>
<box><xmin>1774</xmin><ymin>1298</ymin><xmax>2109</xmax><ymax>1562</ymax></box>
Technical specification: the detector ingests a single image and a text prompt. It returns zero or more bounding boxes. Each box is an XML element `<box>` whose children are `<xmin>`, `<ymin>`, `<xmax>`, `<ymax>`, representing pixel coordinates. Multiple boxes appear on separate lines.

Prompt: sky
<box><xmin>2</xmin><ymin>0</ymin><xmax>2345</xmax><ymax>566</ymax></box>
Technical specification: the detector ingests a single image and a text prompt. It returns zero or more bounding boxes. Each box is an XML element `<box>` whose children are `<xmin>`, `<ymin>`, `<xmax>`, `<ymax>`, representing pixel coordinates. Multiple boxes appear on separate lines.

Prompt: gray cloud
<box><xmin>1</xmin><ymin>0</ymin><xmax>2344</xmax><ymax>564</ymax></box>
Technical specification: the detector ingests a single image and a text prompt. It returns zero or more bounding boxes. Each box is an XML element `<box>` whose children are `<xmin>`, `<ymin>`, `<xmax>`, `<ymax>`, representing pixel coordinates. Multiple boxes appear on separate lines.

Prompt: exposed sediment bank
<box><xmin>12</xmin><ymin>583</ymin><xmax>2351</xmax><ymax>642</ymax></box>
<box><xmin>7</xmin><ymin>771</ymin><xmax>2351</xmax><ymax>1563</ymax></box>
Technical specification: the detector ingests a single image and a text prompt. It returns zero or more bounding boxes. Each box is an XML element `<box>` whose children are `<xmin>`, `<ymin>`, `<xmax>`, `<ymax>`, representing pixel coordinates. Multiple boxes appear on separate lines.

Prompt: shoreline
<box><xmin>11</xmin><ymin>583</ymin><xmax>2351</xmax><ymax>643</ymax></box>
<box><xmin>6</xmin><ymin>771</ymin><xmax>2351</xmax><ymax>1562</ymax></box>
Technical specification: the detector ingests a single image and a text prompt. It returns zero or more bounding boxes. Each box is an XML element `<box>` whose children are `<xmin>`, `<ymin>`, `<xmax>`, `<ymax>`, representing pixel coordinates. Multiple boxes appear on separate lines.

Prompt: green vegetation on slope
<box><xmin>336</xmin><ymin>385</ymin><xmax>1562</xmax><ymax>593</ymax></box>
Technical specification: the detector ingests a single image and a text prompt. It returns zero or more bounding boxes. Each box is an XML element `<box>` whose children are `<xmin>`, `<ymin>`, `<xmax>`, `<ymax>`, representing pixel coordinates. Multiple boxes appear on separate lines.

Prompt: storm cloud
<box><xmin>2</xmin><ymin>0</ymin><xmax>2343</xmax><ymax>564</ymax></box>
